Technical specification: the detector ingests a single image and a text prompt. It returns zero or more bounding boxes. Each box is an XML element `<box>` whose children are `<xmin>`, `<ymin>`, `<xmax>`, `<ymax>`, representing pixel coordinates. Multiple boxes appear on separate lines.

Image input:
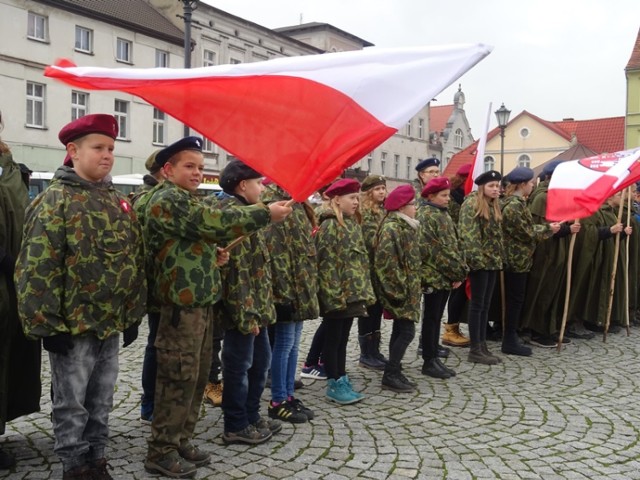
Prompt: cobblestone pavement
<box><xmin>3</xmin><ymin>319</ymin><xmax>640</xmax><ymax>479</ymax></box>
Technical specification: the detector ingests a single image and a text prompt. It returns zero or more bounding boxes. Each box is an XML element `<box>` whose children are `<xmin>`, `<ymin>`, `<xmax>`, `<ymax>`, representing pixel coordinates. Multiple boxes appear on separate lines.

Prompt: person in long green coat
<box><xmin>0</xmin><ymin>114</ymin><xmax>41</xmax><ymax>470</ymax></box>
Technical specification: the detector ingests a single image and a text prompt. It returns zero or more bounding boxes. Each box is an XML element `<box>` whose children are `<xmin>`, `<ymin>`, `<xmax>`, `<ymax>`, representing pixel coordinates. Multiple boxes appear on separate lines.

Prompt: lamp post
<box><xmin>181</xmin><ymin>0</ymin><xmax>198</xmax><ymax>136</ymax></box>
<box><xmin>494</xmin><ymin>103</ymin><xmax>511</xmax><ymax>175</ymax></box>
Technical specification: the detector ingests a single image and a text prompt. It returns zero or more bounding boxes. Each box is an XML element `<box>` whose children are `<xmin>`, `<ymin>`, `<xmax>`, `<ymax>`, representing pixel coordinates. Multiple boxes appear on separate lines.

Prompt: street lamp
<box><xmin>181</xmin><ymin>0</ymin><xmax>198</xmax><ymax>136</ymax></box>
<box><xmin>494</xmin><ymin>103</ymin><xmax>511</xmax><ymax>175</ymax></box>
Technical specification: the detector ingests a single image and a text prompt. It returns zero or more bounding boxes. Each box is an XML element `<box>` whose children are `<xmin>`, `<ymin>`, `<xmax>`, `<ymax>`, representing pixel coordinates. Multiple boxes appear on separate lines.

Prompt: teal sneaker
<box><xmin>326</xmin><ymin>378</ymin><xmax>360</xmax><ymax>405</ymax></box>
<box><xmin>340</xmin><ymin>375</ymin><xmax>365</xmax><ymax>402</ymax></box>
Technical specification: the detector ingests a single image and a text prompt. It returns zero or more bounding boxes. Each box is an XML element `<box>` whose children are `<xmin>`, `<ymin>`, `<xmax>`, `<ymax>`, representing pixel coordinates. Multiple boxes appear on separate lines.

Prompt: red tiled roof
<box><xmin>626</xmin><ymin>28</ymin><xmax>640</xmax><ymax>70</ymax></box>
<box><xmin>553</xmin><ymin>117</ymin><xmax>625</xmax><ymax>153</ymax></box>
<box><xmin>443</xmin><ymin>141</ymin><xmax>478</xmax><ymax>177</ymax></box>
<box><xmin>430</xmin><ymin>104</ymin><xmax>454</xmax><ymax>133</ymax></box>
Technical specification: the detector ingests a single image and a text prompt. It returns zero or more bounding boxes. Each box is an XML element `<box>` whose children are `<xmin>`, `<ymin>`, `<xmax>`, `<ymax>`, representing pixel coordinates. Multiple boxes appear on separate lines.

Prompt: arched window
<box><xmin>454</xmin><ymin>129</ymin><xmax>464</xmax><ymax>148</ymax></box>
<box><xmin>484</xmin><ymin>156</ymin><xmax>495</xmax><ymax>172</ymax></box>
<box><xmin>518</xmin><ymin>154</ymin><xmax>531</xmax><ymax>168</ymax></box>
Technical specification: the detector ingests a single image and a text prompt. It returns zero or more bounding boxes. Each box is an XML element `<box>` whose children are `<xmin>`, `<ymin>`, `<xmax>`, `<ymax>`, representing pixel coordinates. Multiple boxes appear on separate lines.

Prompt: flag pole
<box><xmin>557</xmin><ymin>219</ymin><xmax>579</xmax><ymax>353</ymax></box>
<box><xmin>625</xmin><ymin>186</ymin><xmax>632</xmax><ymax>336</ymax></box>
<box><xmin>603</xmin><ymin>197</ymin><xmax>625</xmax><ymax>342</ymax></box>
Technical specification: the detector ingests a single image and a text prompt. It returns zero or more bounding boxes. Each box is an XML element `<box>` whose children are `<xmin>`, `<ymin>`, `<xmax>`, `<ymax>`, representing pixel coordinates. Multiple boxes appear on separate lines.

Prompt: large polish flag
<box><xmin>45</xmin><ymin>44</ymin><xmax>492</xmax><ymax>200</ymax></box>
<box><xmin>546</xmin><ymin>147</ymin><xmax>640</xmax><ymax>221</ymax></box>
<box><xmin>464</xmin><ymin>102</ymin><xmax>493</xmax><ymax>195</ymax></box>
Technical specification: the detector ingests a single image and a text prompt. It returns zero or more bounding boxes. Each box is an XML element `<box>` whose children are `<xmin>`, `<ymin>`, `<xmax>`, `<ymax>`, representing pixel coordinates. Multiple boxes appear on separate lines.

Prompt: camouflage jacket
<box><xmin>143</xmin><ymin>180</ymin><xmax>270</xmax><ymax>308</ymax></box>
<box><xmin>501</xmin><ymin>194</ymin><xmax>552</xmax><ymax>273</ymax></box>
<box><xmin>15</xmin><ymin>166</ymin><xmax>147</xmax><ymax>339</ymax></box>
<box><xmin>448</xmin><ymin>187</ymin><xmax>465</xmax><ymax>224</ymax></box>
<box><xmin>417</xmin><ymin>202</ymin><xmax>468</xmax><ymax>290</ymax></box>
<box><xmin>412</xmin><ymin>178</ymin><xmax>427</xmax><ymax>206</ymax></box>
<box><xmin>129</xmin><ymin>174</ymin><xmax>158</xmax><ymax>205</ymax></box>
<box><xmin>261</xmin><ymin>184</ymin><xmax>319</xmax><ymax>322</ymax></box>
<box><xmin>213</xmin><ymin>193</ymin><xmax>275</xmax><ymax>334</ymax></box>
<box><xmin>316</xmin><ymin>210</ymin><xmax>375</xmax><ymax>316</ymax></box>
<box><xmin>458</xmin><ymin>191</ymin><xmax>504</xmax><ymax>271</ymax></box>
<box><xmin>373</xmin><ymin>213</ymin><xmax>422</xmax><ymax>323</ymax></box>
<box><xmin>361</xmin><ymin>207</ymin><xmax>385</xmax><ymax>266</ymax></box>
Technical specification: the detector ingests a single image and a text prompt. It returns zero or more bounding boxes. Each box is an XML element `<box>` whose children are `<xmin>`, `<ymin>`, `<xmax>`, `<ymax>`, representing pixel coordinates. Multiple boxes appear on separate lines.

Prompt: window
<box><xmin>454</xmin><ymin>128</ymin><xmax>464</xmax><ymax>148</ymax></box>
<box><xmin>75</xmin><ymin>26</ymin><xmax>93</xmax><ymax>53</ymax></box>
<box><xmin>484</xmin><ymin>156</ymin><xmax>495</xmax><ymax>172</ymax></box>
<box><xmin>27</xmin><ymin>12</ymin><xmax>47</xmax><ymax>41</ymax></box>
<box><xmin>418</xmin><ymin>118</ymin><xmax>424</xmax><ymax>139</ymax></box>
<box><xmin>518</xmin><ymin>154</ymin><xmax>531</xmax><ymax>168</ymax></box>
<box><xmin>152</xmin><ymin>109</ymin><xmax>166</xmax><ymax>145</ymax></box>
<box><xmin>114</xmin><ymin>100</ymin><xmax>129</xmax><ymax>139</ymax></box>
<box><xmin>203</xmin><ymin>49</ymin><xmax>216</xmax><ymax>67</ymax></box>
<box><xmin>26</xmin><ymin>82</ymin><xmax>45</xmax><ymax>127</ymax></box>
<box><xmin>155</xmin><ymin>49</ymin><xmax>169</xmax><ymax>68</ymax></box>
<box><xmin>406</xmin><ymin>120</ymin><xmax>412</xmax><ymax>137</ymax></box>
<box><xmin>381</xmin><ymin>151</ymin><xmax>387</xmax><ymax>175</ymax></box>
<box><xmin>230</xmin><ymin>58</ymin><xmax>242</xmax><ymax>64</ymax></box>
<box><xmin>116</xmin><ymin>38</ymin><xmax>132</xmax><ymax>63</ymax></box>
<box><xmin>202</xmin><ymin>138</ymin><xmax>219</xmax><ymax>163</ymax></box>
<box><xmin>366</xmin><ymin>153</ymin><xmax>373</xmax><ymax>172</ymax></box>
<box><xmin>520</xmin><ymin>127</ymin><xmax>530</xmax><ymax>139</ymax></box>
<box><xmin>394</xmin><ymin>154</ymin><xmax>400</xmax><ymax>178</ymax></box>
<box><xmin>406</xmin><ymin>157</ymin><xmax>412</xmax><ymax>179</ymax></box>
<box><xmin>71</xmin><ymin>91</ymin><xmax>88</xmax><ymax>121</ymax></box>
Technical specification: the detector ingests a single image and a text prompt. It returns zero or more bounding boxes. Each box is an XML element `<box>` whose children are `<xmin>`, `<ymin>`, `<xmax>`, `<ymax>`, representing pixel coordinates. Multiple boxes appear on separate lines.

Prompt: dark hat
<box><xmin>145</xmin><ymin>150</ymin><xmax>162</xmax><ymax>174</ymax></box>
<box><xmin>384</xmin><ymin>184</ymin><xmax>415</xmax><ymax>211</ymax></box>
<box><xmin>415</xmin><ymin>157</ymin><xmax>440</xmax><ymax>172</ymax></box>
<box><xmin>542</xmin><ymin>160</ymin><xmax>562</xmax><ymax>176</ymax></box>
<box><xmin>18</xmin><ymin>163</ymin><xmax>33</xmax><ymax>175</ymax></box>
<box><xmin>474</xmin><ymin>170</ymin><xmax>502</xmax><ymax>186</ymax></box>
<box><xmin>324</xmin><ymin>178</ymin><xmax>360</xmax><ymax>198</ymax></box>
<box><xmin>456</xmin><ymin>163</ymin><xmax>472</xmax><ymax>177</ymax></box>
<box><xmin>421</xmin><ymin>176</ymin><xmax>451</xmax><ymax>197</ymax></box>
<box><xmin>219</xmin><ymin>159</ymin><xmax>262</xmax><ymax>192</ymax></box>
<box><xmin>155</xmin><ymin>136</ymin><xmax>203</xmax><ymax>169</ymax></box>
<box><xmin>506</xmin><ymin>166</ymin><xmax>534</xmax><ymax>184</ymax></box>
<box><xmin>58</xmin><ymin>114</ymin><xmax>118</xmax><ymax>146</ymax></box>
<box><xmin>361</xmin><ymin>175</ymin><xmax>386</xmax><ymax>192</ymax></box>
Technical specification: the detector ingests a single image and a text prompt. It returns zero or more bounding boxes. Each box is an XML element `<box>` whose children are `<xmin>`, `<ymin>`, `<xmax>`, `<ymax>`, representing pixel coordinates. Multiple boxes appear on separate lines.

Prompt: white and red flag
<box><xmin>45</xmin><ymin>44</ymin><xmax>492</xmax><ymax>200</ymax></box>
<box><xmin>464</xmin><ymin>102</ymin><xmax>493</xmax><ymax>195</ymax></box>
<box><xmin>546</xmin><ymin>147</ymin><xmax>640</xmax><ymax>221</ymax></box>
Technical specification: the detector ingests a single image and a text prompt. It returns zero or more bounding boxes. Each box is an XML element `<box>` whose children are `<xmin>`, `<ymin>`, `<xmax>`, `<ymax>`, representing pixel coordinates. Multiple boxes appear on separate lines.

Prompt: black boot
<box><xmin>0</xmin><ymin>448</ymin><xmax>15</xmax><ymax>470</ymax></box>
<box><xmin>421</xmin><ymin>358</ymin><xmax>452</xmax><ymax>379</ymax></box>
<box><xmin>358</xmin><ymin>334</ymin><xmax>385</xmax><ymax>370</ymax></box>
<box><xmin>467</xmin><ymin>343</ymin><xmax>499</xmax><ymax>365</ymax></box>
<box><xmin>434</xmin><ymin>357</ymin><xmax>456</xmax><ymax>377</ymax></box>
<box><xmin>371</xmin><ymin>330</ymin><xmax>388</xmax><ymax>364</ymax></box>
<box><xmin>382</xmin><ymin>364</ymin><xmax>414</xmax><ymax>393</ymax></box>
<box><xmin>501</xmin><ymin>332</ymin><xmax>532</xmax><ymax>356</ymax></box>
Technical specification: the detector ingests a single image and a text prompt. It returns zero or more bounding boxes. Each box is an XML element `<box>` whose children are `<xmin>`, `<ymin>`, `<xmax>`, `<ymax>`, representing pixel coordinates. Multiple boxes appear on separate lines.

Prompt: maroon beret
<box><xmin>59</xmin><ymin>114</ymin><xmax>118</xmax><ymax>146</ymax></box>
<box><xmin>325</xmin><ymin>178</ymin><xmax>360</xmax><ymax>198</ymax></box>
<box><xmin>384</xmin><ymin>184</ymin><xmax>415</xmax><ymax>211</ymax></box>
<box><xmin>421</xmin><ymin>176</ymin><xmax>451</xmax><ymax>197</ymax></box>
<box><xmin>456</xmin><ymin>163</ymin><xmax>472</xmax><ymax>177</ymax></box>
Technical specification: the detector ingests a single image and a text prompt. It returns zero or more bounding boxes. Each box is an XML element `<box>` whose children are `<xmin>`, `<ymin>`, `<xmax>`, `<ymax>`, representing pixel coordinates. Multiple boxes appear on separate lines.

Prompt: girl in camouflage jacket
<box><xmin>458</xmin><ymin>170</ymin><xmax>504</xmax><ymax>366</ymax></box>
<box><xmin>316</xmin><ymin>178</ymin><xmax>374</xmax><ymax>405</ymax></box>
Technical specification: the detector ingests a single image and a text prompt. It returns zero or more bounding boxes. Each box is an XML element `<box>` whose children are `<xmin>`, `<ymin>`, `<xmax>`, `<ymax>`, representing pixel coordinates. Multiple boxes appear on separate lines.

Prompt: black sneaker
<box><xmin>290</xmin><ymin>397</ymin><xmax>315</xmax><ymax>420</ymax></box>
<box><xmin>268</xmin><ymin>400</ymin><xmax>308</xmax><ymax>424</ymax></box>
<box><xmin>529</xmin><ymin>335</ymin><xmax>556</xmax><ymax>348</ymax></box>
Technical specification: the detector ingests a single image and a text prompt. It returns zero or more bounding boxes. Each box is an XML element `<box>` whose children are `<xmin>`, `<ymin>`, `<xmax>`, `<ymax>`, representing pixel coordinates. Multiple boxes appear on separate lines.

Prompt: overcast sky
<box><xmin>202</xmin><ymin>0</ymin><xmax>639</xmax><ymax>137</ymax></box>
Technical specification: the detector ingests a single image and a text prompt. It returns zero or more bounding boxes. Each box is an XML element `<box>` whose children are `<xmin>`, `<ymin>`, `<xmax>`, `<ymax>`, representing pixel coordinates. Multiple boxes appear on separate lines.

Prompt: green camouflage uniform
<box><xmin>501</xmin><ymin>194</ymin><xmax>552</xmax><ymax>273</ymax></box>
<box><xmin>129</xmin><ymin>174</ymin><xmax>158</xmax><ymax>205</ymax></box>
<box><xmin>458</xmin><ymin>191</ymin><xmax>504</xmax><ymax>271</ymax></box>
<box><xmin>261</xmin><ymin>184</ymin><xmax>319</xmax><ymax>321</ymax></box>
<box><xmin>210</xmin><ymin>193</ymin><xmax>276</xmax><ymax>333</ymax></box>
<box><xmin>373</xmin><ymin>213</ymin><xmax>422</xmax><ymax>323</ymax></box>
<box><xmin>417</xmin><ymin>202</ymin><xmax>468</xmax><ymax>291</ymax></box>
<box><xmin>16</xmin><ymin>166</ymin><xmax>147</xmax><ymax>339</ymax></box>
<box><xmin>316</xmin><ymin>210</ymin><xmax>375</xmax><ymax>316</ymax></box>
<box><xmin>448</xmin><ymin>186</ymin><xmax>465</xmax><ymax>224</ymax></box>
<box><xmin>412</xmin><ymin>178</ymin><xmax>427</xmax><ymax>206</ymax></box>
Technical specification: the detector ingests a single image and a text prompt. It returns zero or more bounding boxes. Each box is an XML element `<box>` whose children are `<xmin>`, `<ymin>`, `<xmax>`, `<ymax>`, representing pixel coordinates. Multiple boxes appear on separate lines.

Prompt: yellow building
<box><xmin>626</xmin><ymin>28</ymin><xmax>640</xmax><ymax>149</ymax></box>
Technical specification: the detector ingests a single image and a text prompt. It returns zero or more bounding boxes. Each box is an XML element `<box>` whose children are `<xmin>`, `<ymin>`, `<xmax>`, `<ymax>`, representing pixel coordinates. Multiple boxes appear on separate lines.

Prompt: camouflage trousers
<box><xmin>147</xmin><ymin>305</ymin><xmax>213</xmax><ymax>459</ymax></box>
<box><xmin>49</xmin><ymin>334</ymin><xmax>119</xmax><ymax>471</ymax></box>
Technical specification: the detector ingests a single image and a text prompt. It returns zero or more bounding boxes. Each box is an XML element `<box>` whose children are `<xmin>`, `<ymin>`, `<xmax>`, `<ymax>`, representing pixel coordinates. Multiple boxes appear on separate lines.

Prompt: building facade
<box><xmin>626</xmin><ymin>28</ymin><xmax>640</xmax><ymax>149</ymax></box>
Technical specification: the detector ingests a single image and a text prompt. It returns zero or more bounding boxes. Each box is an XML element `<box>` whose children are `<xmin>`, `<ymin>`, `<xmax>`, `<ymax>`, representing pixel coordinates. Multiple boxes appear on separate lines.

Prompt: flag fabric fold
<box><xmin>45</xmin><ymin>44</ymin><xmax>492</xmax><ymax>200</ymax></box>
<box><xmin>464</xmin><ymin>102</ymin><xmax>493</xmax><ymax>195</ymax></box>
<box><xmin>546</xmin><ymin>147</ymin><xmax>640</xmax><ymax>221</ymax></box>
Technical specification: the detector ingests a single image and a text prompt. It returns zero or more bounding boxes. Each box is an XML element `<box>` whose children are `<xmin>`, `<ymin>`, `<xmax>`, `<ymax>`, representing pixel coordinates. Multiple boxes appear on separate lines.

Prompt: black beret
<box><xmin>474</xmin><ymin>170</ymin><xmax>502</xmax><ymax>186</ymax></box>
<box><xmin>220</xmin><ymin>159</ymin><xmax>262</xmax><ymax>192</ymax></box>
<box><xmin>415</xmin><ymin>157</ymin><xmax>440</xmax><ymax>172</ymax></box>
<box><xmin>155</xmin><ymin>136</ymin><xmax>203</xmax><ymax>168</ymax></box>
<box><xmin>506</xmin><ymin>166</ymin><xmax>534</xmax><ymax>184</ymax></box>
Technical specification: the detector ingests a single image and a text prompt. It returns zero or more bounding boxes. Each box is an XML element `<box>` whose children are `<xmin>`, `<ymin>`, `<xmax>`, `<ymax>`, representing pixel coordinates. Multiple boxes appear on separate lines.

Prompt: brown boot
<box><xmin>203</xmin><ymin>381</ymin><xmax>223</xmax><ymax>407</ymax></box>
<box><xmin>481</xmin><ymin>341</ymin><xmax>502</xmax><ymax>363</ymax></box>
<box><xmin>442</xmin><ymin>323</ymin><xmax>470</xmax><ymax>347</ymax></box>
<box><xmin>467</xmin><ymin>343</ymin><xmax>499</xmax><ymax>365</ymax></box>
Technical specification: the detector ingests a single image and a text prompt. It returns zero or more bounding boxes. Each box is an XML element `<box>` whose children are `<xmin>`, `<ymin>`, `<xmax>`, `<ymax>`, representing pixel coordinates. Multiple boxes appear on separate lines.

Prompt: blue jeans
<box><xmin>270</xmin><ymin>322</ymin><xmax>303</xmax><ymax>403</ymax></box>
<box><xmin>50</xmin><ymin>334</ymin><xmax>119</xmax><ymax>471</ymax></box>
<box><xmin>221</xmin><ymin>327</ymin><xmax>271</xmax><ymax>432</ymax></box>
<box><xmin>140</xmin><ymin>312</ymin><xmax>160</xmax><ymax>417</ymax></box>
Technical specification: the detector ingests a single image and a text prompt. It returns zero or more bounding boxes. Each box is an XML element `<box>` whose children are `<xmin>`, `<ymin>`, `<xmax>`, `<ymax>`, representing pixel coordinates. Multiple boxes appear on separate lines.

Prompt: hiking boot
<box><xmin>63</xmin><ymin>465</ymin><xmax>93</xmax><ymax>480</ymax></box>
<box><xmin>467</xmin><ymin>344</ymin><xmax>499</xmax><ymax>365</ymax></box>
<box><xmin>178</xmin><ymin>444</ymin><xmax>210</xmax><ymax>467</ymax></box>
<box><xmin>481</xmin><ymin>342</ymin><xmax>502</xmax><ymax>363</ymax></box>
<box><xmin>144</xmin><ymin>453</ymin><xmax>197</xmax><ymax>478</ymax></box>
<box><xmin>222</xmin><ymin>425</ymin><xmax>272</xmax><ymax>445</ymax></box>
<box><xmin>382</xmin><ymin>368</ymin><xmax>415</xmax><ymax>393</ymax></box>
<box><xmin>358</xmin><ymin>334</ymin><xmax>386</xmax><ymax>370</ymax></box>
<box><xmin>300</xmin><ymin>363</ymin><xmax>327</xmax><ymax>380</ymax></box>
<box><xmin>339</xmin><ymin>375</ymin><xmax>365</xmax><ymax>401</ymax></box>
<box><xmin>203</xmin><ymin>382</ymin><xmax>223</xmax><ymax>407</ymax></box>
<box><xmin>268</xmin><ymin>400</ymin><xmax>308</xmax><ymax>423</ymax></box>
<box><xmin>253</xmin><ymin>416</ymin><xmax>283</xmax><ymax>434</ymax></box>
<box><xmin>442</xmin><ymin>323</ymin><xmax>470</xmax><ymax>347</ymax></box>
<box><xmin>326</xmin><ymin>378</ymin><xmax>361</xmax><ymax>405</ymax></box>
<box><xmin>290</xmin><ymin>397</ymin><xmax>315</xmax><ymax>420</ymax></box>
<box><xmin>421</xmin><ymin>358</ymin><xmax>452</xmax><ymax>379</ymax></box>
<box><xmin>89</xmin><ymin>458</ymin><xmax>114</xmax><ymax>480</ymax></box>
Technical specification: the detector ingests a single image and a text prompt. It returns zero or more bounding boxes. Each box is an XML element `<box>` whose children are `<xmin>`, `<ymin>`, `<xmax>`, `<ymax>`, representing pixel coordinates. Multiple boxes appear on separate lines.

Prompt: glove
<box><xmin>42</xmin><ymin>333</ymin><xmax>74</xmax><ymax>355</ymax></box>
<box><xmin>275</xmin><ymin>303</ymin><xmax>295</xmax><ymax>322</ymax></box>
<box><xmin>122</xmin><ymin>324</ymin><xmax>139</xmax><ymax>348</ymax></box>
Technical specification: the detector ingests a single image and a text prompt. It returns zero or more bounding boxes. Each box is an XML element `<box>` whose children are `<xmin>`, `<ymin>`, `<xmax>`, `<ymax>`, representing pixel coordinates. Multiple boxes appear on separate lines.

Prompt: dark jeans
<box><xmin>141</xmin><ymin>312</ymin><xmax>160</xmax><ymax>416</ymax></box>
<box><xmin>422</xmin><ymin>289</ymin><xmax>449</xmax><ymax>359</ymax></box>
<box><xmin>208</xmin><ymin>321</ymin><xmax>224</xmax><ymax>384</ymax></box>
<box><xmin>504</xmin><ymin>271</ymin><xmax>527</xmax><ymax>336</ymax></box>
<box><xmin>358</xmin><ymin>301</ymin><xmax>383</xmax><ymax>335</ymax></box>
<box><xmin>304</xmin><ymin>320</ymin><xmax>326</xmax><ymax>367</ymax></box>
<box><xmin>388</xmin><ymin>319</ymin><xmax>415</xmax><ymax>367</ymax></box>
<box><xmin>221</xmin><ymin>327</ymin><xmax>271</xmax><ymax>433</ymax></box>
<box><xmin>321</xmin><ymin>317</ymin><xmax>354</xmax><ymax>380</ymax></box>
<box><xmin>468</xmin><ymin>270</ymin><xmax>498</xmax><ymax>344</ymax></box>
<box><xmin>447</xmin><ymin>280</ymin><xmax>468</xmax><ymax>324</ymax></box>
